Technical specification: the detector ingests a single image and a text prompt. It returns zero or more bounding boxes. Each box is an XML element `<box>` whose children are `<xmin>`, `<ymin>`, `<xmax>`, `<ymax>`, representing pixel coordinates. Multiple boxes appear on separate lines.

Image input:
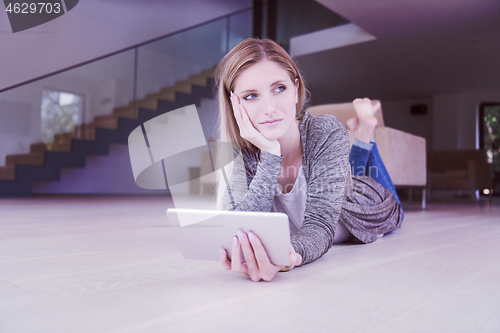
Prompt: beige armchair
<box><xmin>306</xmin><ymin>101</ymin><xmax>427</xmax><ymax>209</ymax></box>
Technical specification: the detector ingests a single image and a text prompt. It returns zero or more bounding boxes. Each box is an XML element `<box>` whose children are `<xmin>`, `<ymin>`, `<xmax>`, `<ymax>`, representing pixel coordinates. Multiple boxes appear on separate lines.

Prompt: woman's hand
<box><xmin>230</xmin><ymin>92</ymin><xmax>281</xmax><ymax>156</ymax></box>
<box><xmin>220</xmin><ymin>231</ymin><xmax>302</xmax><ymax>282</ymax></box>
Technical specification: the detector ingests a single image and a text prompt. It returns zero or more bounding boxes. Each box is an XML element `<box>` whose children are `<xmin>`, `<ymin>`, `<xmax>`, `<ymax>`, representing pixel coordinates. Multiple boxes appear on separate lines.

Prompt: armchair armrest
<box><xmin>374</xmin><ymin>127</ymin><xmax>427</xmax><ymax>186</ymax></box>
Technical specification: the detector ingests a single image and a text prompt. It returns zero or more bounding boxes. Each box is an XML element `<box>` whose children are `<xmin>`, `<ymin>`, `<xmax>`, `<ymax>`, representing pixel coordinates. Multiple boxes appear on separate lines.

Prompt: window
<box><xmin>41</xmin><ymin>90</ymin><xmax>83</xmax><ymax>149</ymax></box>
<box><xmin>479</xmin><ymin>103</ymin><xmax>500</xmax><ymax>195</ymax></box>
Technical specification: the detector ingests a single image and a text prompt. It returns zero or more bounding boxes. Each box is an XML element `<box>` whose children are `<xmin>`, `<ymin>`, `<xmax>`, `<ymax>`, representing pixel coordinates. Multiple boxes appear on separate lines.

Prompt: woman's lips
<box><xmin>260</xmin><ymin>118</ymin><xmax>282</xmax><ymax>127</ymax></box>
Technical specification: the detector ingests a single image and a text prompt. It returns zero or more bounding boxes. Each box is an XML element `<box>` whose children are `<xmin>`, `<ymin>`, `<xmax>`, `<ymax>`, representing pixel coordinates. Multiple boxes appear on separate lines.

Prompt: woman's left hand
<box><xmin>220</xmin><ymin>231</ymin><xmax>302</xmax><ymax>282</ymax></box>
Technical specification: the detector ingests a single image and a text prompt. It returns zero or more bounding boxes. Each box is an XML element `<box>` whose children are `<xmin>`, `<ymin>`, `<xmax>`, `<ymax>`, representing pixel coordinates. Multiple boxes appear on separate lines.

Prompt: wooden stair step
<box><xmin>6</xmin><ymin>152</ymin><xmax>45</xmax><ymax>166</ymax></box>
<box><xmin>133</xmin><ymin>98</ymin><xmax>159</xmax><ymax>110</ymax></box>
<box><xmin>187</xmin><ymin>69</ymin><xmax>215</xmax><ymax>86</ymax></box>
<box><xmin>93</xmin><ymin>115</ymin><xmax>118</xmax><ymax>130</ymax></box>
<box><xmin>156</xmin><ymin>80</ymin><xmax>192</xmax><ymax>95</ymax></box>
<box><xmin>145</xmin><ymin>89</ymin><xmax>175</xmax><ymax>102</ymax></box>
<box><xmin>31</xmin><ymin>139</ymin><xmax>72</xmax><ymax>154</ymax></box>
<box><xmin>113</xmin><ymin>105</ymin><xmax>139</xmax><ymax>119</ymax></box>
<box><xmin>185</xmin><ymin>74</ymin><xmax>209</xmax><ymax>87</ymax></box>
<box><xmin>0</xmin><ymin>165</ymin><xmax>16</xmax><ymax>181</ymax></box>
<box><xmin>171</xmin><ymin>81</ymin><xmax>192</xmax><ymax>94</ymax></box>
<box><xmin>128</xmin><ymin>66</ymin><xmax>216</xmax><ymax>111</ymax></box>
<box><xmin>30</xmin><ymin>143</ymin><xmax>48</xmax><ymax>153</ymax></box>
<box><xmin>74</xmin><ymin>123</ymin><xmax>96</xmax><ymax>140</ymax></box>
<box><xmin>51</xmin><ymin>140</ymin><xmax>72</xmax><ymax>153</ymax></box>
<box><xmin>54</xmin><ymin>132</ymin><xmax>74</xmax><ymax>141</ymax></box>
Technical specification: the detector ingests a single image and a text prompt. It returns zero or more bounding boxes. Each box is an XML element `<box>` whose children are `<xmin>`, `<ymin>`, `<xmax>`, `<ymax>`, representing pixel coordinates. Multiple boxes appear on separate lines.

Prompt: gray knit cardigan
<box><xmin>221</xmin><ymin>111</ymin><xmax>403</xmax><ymax>265</ymax></box>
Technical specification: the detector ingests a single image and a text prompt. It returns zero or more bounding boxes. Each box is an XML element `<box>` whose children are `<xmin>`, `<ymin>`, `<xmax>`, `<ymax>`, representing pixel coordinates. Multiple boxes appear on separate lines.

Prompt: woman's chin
<box><xmin>260</xmin><ymin>130</ymin><xmax>284</xmax><ymax>142</ymax></box>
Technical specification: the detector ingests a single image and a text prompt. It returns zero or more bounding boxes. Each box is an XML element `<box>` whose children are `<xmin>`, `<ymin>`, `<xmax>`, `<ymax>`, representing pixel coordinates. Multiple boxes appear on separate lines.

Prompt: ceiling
<box><xmin>298</xmin><ymin>0</ymin><xmax>500</xmax><ymax>103</ymax></box>
<box><xmin>1</xmin><ymin>0</ymin><xmax>498</xmax><ymax>103</ymax></box>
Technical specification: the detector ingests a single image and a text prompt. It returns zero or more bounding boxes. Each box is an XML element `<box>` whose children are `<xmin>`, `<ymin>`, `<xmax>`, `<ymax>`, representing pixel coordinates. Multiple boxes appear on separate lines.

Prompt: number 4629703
<box><xmin>5</xmin><ymin>3</ymin><xmax>62</xmax><ymax>14</ymax></box>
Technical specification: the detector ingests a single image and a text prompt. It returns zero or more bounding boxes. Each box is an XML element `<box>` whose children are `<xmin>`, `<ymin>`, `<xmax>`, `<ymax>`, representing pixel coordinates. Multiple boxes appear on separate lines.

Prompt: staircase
<box><xmin>0</xmin><ymin>68</ymin><xmax>216</xmax><ymax>197</ymax></box>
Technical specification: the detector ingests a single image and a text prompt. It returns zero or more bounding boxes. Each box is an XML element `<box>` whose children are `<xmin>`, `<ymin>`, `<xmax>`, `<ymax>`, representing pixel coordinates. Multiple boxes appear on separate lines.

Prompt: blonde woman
<box><xmin>215</xmin><ymin>38</ymin><xmax>403</xmax><ymax>282</ymax></box>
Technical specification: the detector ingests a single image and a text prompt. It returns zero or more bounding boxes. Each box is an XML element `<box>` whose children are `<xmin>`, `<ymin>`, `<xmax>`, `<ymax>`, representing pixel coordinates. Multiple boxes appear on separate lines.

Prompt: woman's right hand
<box><xmin>220</xmin><ymin>231</ymin><xmax>302</xmax><ymax>282</ymax></box>
<box><xmin>230</xmin><ymin>92</ymin><xmax>281</xmax><ymax>156</ymax></box>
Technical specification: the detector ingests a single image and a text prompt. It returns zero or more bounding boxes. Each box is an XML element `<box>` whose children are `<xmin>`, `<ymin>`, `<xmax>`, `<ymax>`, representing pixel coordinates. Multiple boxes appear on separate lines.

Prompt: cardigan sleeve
<box><xmin>290</xmin><ymin>117</ymin><xmax>351</xmax><ymax>265</ymax></box>
<box><xmin>220</xmin><ymin>150</ymin><xmax>284</xmax><ymax>212</ymax></box>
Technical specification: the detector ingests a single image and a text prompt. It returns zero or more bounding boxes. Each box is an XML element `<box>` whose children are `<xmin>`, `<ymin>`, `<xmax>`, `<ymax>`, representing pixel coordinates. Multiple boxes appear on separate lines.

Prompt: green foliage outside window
<box><xmin>483</xmin><ymin>105</ymin><xmax>500</xmax><ymax>173</ymax></box>
<box><xmin>41</xmin><ymin>90</ymin><xmax>81</xmax><ymax>150</ymax></box>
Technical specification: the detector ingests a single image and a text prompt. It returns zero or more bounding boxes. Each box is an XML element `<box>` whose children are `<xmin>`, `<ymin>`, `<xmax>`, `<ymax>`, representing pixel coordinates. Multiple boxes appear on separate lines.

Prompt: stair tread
<box><xmin>95</xmin><ymin>114</ymin><xmax>119</xmax><ymax>120</ymax></box>
<box><xmin>7</xmin><ymin>151</ymin><xmax>45</xmax><ymax>157</ymax></box>
<box><xmin>6</xmin><ymin>152</ymin><xmax>45</xmax><ymax>166</ymax></box>
<box><xmin>30</xmin><ymin>143</ymin><xmax>48</xmax><ymax>153</ymax></box>
<box><xmin>93</xmin><ymin>116</ymin><xmax>118</xmax><ymax>129</ymax></box>
<box><xmin>0</xmin><ymin>165</ymin><xmax>16</xmax><ymax>181</ymax></box>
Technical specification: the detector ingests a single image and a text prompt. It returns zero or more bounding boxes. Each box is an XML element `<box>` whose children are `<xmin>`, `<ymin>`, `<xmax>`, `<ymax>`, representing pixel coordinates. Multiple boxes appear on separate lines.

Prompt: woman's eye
<box><xmin>274</xmin><ymin>85</ymin><xmax>286</xmax><ymax>93</ymax></box>
<box><xmin>243</xmin><ymin>93</ymin><xmax>257</xmax><ymax>101</ymax></box>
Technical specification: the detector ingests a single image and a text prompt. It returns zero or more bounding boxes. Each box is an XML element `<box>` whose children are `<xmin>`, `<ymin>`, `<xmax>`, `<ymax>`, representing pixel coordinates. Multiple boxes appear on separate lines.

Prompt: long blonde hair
<box><xmin>214</xmin><ymin>38</ymin><xmax>308</xmax><ymax>153</ymax></box>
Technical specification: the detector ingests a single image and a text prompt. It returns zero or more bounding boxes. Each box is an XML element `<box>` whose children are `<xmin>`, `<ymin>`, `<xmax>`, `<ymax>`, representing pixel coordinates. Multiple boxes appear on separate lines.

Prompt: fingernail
<box><xmin>248</xmin><ymin>232</ymin><xmax>255</xmax><ymax>242</ymax></box>
<box><xmin>220</xmin><ymin>248</ymin><xmax>224</xmax><ymax>257</ymax></box>
<box><xmin>233</xmin><ymin>236</ymin><xmax>238</xmax><ymax>247</ymax></box>
<box><xmin>292</xmin><ymin>254</ymin><xmax>298</xmax><ymax>264</ymax></box>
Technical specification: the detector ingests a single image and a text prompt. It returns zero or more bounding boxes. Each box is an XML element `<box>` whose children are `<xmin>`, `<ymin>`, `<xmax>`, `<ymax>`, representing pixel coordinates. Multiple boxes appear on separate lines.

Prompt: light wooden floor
<box><xmin>1</xmin><ymin>195</ymin><xmax>499</xmax><ymax>333</ymax></box>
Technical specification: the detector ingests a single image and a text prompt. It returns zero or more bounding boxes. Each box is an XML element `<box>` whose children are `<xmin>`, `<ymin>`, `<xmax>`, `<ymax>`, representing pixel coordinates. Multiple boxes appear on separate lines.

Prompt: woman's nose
<box><xmin>262</xmin><ymin>95</ymin><xmax>276</xmax><ymax>115</ymax></box>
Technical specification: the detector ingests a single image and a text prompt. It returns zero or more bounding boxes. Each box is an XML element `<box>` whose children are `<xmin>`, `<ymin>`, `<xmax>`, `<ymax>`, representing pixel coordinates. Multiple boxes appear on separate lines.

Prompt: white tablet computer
<box><xmin>166</xmin><ymin>208</ymin><xmax>291</xmax><ymax>266</ymax></box>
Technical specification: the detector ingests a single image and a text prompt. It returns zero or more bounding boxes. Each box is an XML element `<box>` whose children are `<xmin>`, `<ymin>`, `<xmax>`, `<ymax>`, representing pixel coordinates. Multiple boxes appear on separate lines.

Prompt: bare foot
<box><xmin>352</xmin><ymin>98</ymin><xmax>380</xmax><ymax>117</ymax></box>
<box><xmin>352</xmin><ymin>98</ymin><xmax>379</xmax><ymax>143</ymax></box>
<box><xmin>346</xmin><ymin>116</ymin><xmax>359</xmax><ymax>133</ymax></box>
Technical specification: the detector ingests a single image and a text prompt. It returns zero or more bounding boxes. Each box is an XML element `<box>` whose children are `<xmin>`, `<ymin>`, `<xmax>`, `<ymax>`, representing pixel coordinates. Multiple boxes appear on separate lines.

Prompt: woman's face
<box><xmin>232</xmin><ymin>60</ymin><xmax>299</xmax><ymax>142</ymax></box>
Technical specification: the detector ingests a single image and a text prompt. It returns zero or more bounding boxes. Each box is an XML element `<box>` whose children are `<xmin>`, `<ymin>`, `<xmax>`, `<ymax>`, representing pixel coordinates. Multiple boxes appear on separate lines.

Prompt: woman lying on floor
<box><xmin>215</xmin><ymin>38</ymin><xmax>403</xmax><ymax>282</ymax></box>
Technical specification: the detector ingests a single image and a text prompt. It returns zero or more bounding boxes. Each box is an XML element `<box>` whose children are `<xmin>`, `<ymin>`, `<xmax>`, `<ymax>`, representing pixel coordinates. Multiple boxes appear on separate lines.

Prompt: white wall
<box><xmin>380</xmin><ymin>98</ymin><xmax>433</xmax><ymax>151</ymax></box>
<box><xmin>383</xmin><ymin>89</ymin><xmax>500</xmax><ymax>152</ymax></box>
<box><xmin>431</xmin><ymin>94</ymin><xmax>461</xmax><ymax>151</ymax></box>
<box><xmin>432</xmin><ymin>90</ymin><xmax>500</xmax><ymax>150</ymax></box>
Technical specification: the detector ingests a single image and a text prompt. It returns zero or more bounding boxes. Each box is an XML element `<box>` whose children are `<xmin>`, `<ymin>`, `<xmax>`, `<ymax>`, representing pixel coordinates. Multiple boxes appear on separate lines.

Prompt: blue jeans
<box><xmin>349</xmin><ymin>139</ymin><xmax>404</xmax><ymax>219</ymax></box>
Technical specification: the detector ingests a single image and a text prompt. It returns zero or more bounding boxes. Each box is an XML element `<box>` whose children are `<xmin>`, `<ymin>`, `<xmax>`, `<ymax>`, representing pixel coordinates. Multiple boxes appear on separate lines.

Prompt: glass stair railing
<box><xmin>0</xmin><ymin>8</ymin><xmax>252</xmax><ymax>196</ymax></box>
